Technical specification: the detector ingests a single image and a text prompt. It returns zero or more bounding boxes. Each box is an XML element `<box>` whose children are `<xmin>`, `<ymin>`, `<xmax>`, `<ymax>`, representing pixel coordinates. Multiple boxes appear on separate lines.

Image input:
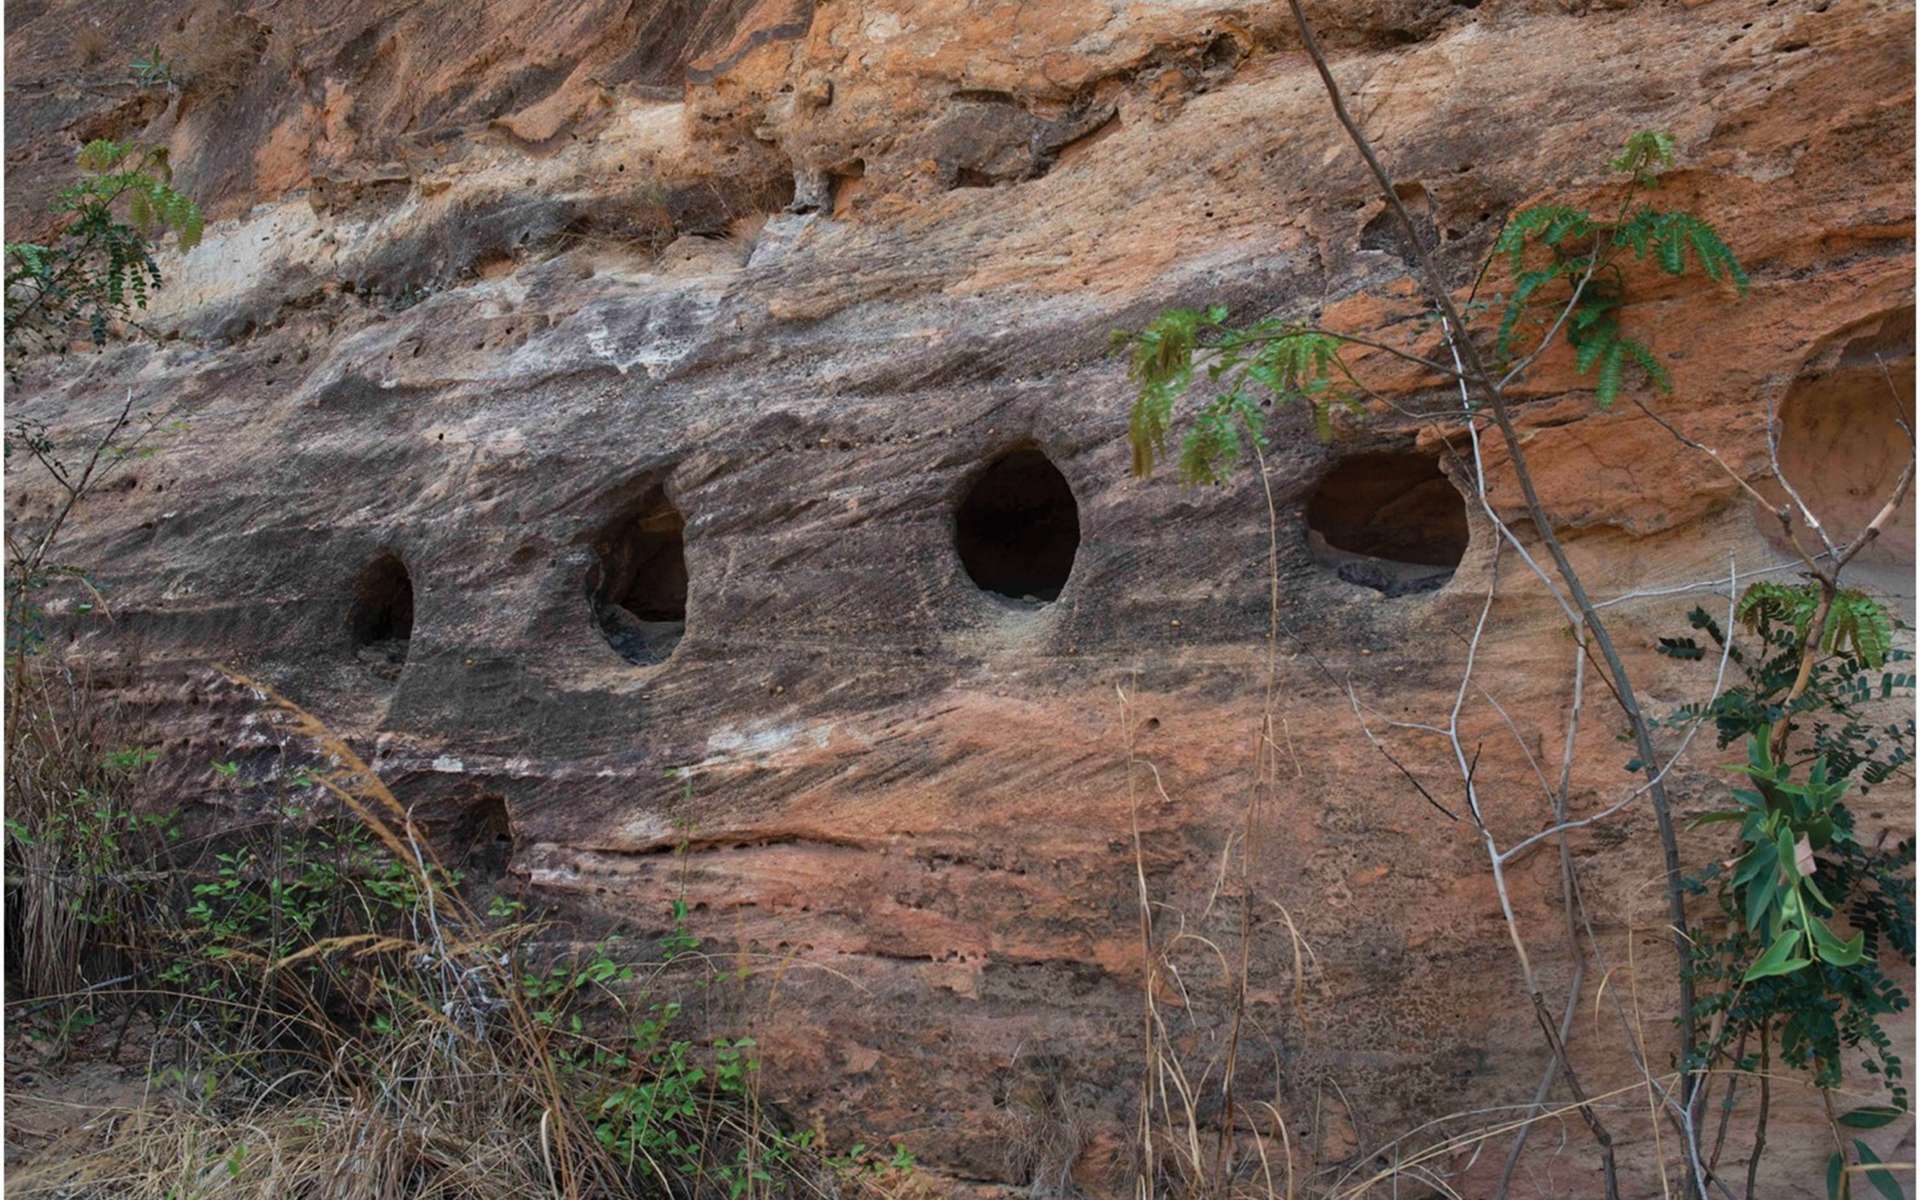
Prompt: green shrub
<box><xmin>4</xmin><ymin>139</ymin><xmax>202</xmax><ymax>377</ymax></box>
<box><xmin>1113</xmin><ymin>131</ymin><xmax>1746</xmax><ymax>485</ymax></box>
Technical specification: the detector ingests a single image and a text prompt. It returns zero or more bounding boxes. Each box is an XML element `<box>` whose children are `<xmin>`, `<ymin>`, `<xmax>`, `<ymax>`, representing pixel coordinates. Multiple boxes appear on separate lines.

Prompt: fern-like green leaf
<box><xmin>1610</xmin><ymin>130</ymin><xmax>1676</xmax><ymax>183</ymax></box>
<box><xmin>1497</xmin><ymin>267</ymin><xmax>1560</xmax><ymax>358</ymax></box>
<box><xmin>1595</xmin><ymin>341</ymin><xmax>1626</xmax><ymax>407</ymax></box>
<box><xmin>1621</xmin><ymin>337</ymin><xmax>1672</xmax><ymax>392</ymax></box>
<box><xmin>1684</xmin><ymin>218</ymin><xmax>1747</xmax><ymax>294</ymax></box>
<box><xmin>1120</xmin><ymin>308</ymin><xmax>1214</xmax><ymax>476</ymax></box>
<box><xmin>1544</xmin><ymin>209</ymin><xmax>1594</xmax><ymax>246</ymax></box>
<box><xmin>1827</xmin><ymin>591</ymin><xmax>1893</xmax><ymax>669</ymax></box>
<box><xmin>1178</xmin><ymin>391</ymin><xmax>1268</xmax><ymax>484</ymax></box>
<box><xmin>75</xmin><ymin>139</ymin><xmax>129</xmax><ymax>173</ymax></box>
<box><xmin>176</xmin><ymin>200</ymin><xmax>204</xmax><ymax>250</ymax></box>
<box><xmin>1496</xmin><ymin>205</ymin><xmax>1587</xmax><ymax>271</ymax></box>
<box><xmin>1657</xmin><ymin>225</ymin><xmax>1686</xmax><ymax>275</ymax></box>
<box><xmin>1625</xmin><ymin>211</ymin><xmax>1748</xmax><ymax>296</ymax></box>
<box><xmin>1574</xmin><ymin>326</ymin><xmax>1613</xmax><ymax>375</ymax></box>
<box><xmin>1738</xmin><ymin>582</ymin><xmax>1822</xmax><ymax>642</ymax></box>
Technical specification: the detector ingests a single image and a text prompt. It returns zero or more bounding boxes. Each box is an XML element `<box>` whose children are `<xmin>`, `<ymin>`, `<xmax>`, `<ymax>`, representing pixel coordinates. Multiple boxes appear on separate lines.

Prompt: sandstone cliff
<box><xmin>5</xmin><ymin>0</ymin><xmax>1915</xmax><ymax>1193</ymax></box>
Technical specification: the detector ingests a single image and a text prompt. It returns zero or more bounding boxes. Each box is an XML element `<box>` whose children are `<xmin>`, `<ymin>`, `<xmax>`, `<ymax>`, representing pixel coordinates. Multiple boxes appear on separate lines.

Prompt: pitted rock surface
<box><xmin>6</xmin><ymin>0</ymin><xmax>1915</xmax><ymax>1192</ymax></box>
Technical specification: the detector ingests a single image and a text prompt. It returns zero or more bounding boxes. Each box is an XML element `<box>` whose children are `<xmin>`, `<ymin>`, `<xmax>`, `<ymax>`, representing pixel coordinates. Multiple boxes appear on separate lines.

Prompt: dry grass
<box><xmin>264</xmin><ymin>22</ymin><xmax>299</xmax><ymax>78</ymax></box>
<box><xmin>72</xmin><ymin>24</ymin><xmax>109</xmax><ymax>67</ymax></box>
<box><xmin>1120</xmin><ymin>685</ymin><xmax>1316</xmax><ymax>1200</ymax></box>
<box><xmin>159</xmin><ymin>1</ymin><xmax>260</xmax><ymax>99</ymax></box>
<box><xmin>4</xmin><ymin>671</ymin><xmax>894</xmax><ymax>1200</ymax></box>
<box><xmin>3</xmin><ymin>659</ymin><xmax>164</xmax><ymax>1002</ymax></box>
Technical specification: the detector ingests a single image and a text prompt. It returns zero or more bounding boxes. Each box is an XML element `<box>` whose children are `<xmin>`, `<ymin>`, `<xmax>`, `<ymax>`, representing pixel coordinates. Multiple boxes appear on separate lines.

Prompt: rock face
<box><xmin>6</xmin><ymin>0</ymin><xmax>1915</xmax><ymax>1194</ymax></box>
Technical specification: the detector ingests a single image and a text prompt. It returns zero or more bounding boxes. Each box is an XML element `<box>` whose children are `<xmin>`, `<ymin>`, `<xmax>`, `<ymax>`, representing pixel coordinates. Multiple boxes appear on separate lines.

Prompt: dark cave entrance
<box><xmin>349</xmin><ymin>553</ymin><xmax>414</xmax><ymax>678</ymax></box>
<box><xmin>1306</xmin><ymin>452</ymin><xmax>1467</xmax><ymax>597</ymax></box>
<box><xmin>955</xmin><ymin>447</ymin><xmax>1081</xmax><ymax>603</ymax></box>
<box><xmin>590</xmin><ymin>487</ymin><xmax>688</xmax><ymax>666</ymax></box>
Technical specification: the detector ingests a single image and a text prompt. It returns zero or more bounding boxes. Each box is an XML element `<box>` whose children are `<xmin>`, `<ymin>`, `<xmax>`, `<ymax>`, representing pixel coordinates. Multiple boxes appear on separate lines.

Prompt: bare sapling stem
<box><xmin>1745</xmin><ymin>1024</ymin><xmax>1771</xmax><ymax>1200</ymax></box>
<box><xmin>1277</xmin><ymin>0</ymin><xmax>1703</xmax><ymax>1118</ymax></box>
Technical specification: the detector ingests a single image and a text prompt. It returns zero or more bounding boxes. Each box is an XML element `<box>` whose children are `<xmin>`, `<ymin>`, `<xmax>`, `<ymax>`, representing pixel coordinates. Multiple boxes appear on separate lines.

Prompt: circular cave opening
<box><xmin>589</xmin><ymin>486</ymin><xmax>688</xmax><ymax>666</ymax></box>
<box><xmin>349</xmin><ymin>553</ymin><xmax>414</xmax><ymax>679</ymax></box>
<box><xmin>1766</xmin><ymin>313</ymin><xmax>1915</xmax><ymax>595</ymax></box>
<box><xmin>955</xmin><ymin>447</ymin><xmax>1081</xmax><ymax>604</ymax></box>
<box><xmin>1306</xmin><ymin>451</ymin><xmax>1468</xmax><ymax>597</ymax></box>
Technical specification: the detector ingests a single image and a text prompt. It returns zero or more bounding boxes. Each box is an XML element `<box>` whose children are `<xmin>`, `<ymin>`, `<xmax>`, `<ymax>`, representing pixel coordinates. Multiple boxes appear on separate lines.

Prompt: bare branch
<box><xmin>1281</xmin><ymin>0</ymin><xmax>1702</xmax><ymax>1090</ymax></box>
<box><xmin>1500</xmin><ymin>556</ymin><xmax>1740</xmax><ymax>867</ymax></box>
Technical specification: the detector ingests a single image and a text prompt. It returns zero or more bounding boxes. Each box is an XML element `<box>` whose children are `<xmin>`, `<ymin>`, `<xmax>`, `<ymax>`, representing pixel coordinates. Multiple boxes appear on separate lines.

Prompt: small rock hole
<box><xmin>1359</xmin><ymin>184</ymin><xmax>1434</xmax><ymax>258</ymax></box>
<box><xmin>955</xmin><ymin>446</ymin><xmax>1080</xmax><ymax>604</ymax></box>
<box><xmin>349</xmin><ymin>553</ymin><xmax>414</xmax><ymax>678</ymax></box>
<box><xmin>462</xmin><ymin>794</ymin><xmax>515</xmax><ymax>875</ymax></box>
<box><xmin>1307</xmin><ymin>452</ymin><xmax>1466</xmax><ymax>597</ymax></box>
<box><xmin>1762</xmin><ymin>309</ymin><xmax>1915</xmax><ymax>592</ymax></box>
<box><xmin>589</xmin><ymin>486</ymin><xmax>688</xmax><ymax>666</ymax></box>
<box><xmin>1202</xmin><ymin>32</ymin><xmax>1243</xmax><ymax>69</ymax></box>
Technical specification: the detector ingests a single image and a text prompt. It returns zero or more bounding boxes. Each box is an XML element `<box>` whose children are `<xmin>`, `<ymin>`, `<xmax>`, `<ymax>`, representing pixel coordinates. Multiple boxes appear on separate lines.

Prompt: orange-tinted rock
<box><xmin>4</xmin><ymin>0</ymin><xmax>1913</xmax><ymax>1194</ymax></box>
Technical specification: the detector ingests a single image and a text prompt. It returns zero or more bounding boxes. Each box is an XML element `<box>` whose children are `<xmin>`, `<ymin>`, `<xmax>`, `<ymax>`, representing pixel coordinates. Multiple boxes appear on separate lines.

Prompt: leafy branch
<box><xmin>1116</xmin><ymin>10</ymin><xmax>1765</xmax><ymax>1187</ymax></box>
<box><xmin>4</xmin><ymin>139</ymin><xmax>203</xmax><ymax>378</ymax></box>
<box><xmin>1116</xmin><ymin>131</ymin><xmax>1749</xmax><ymax>495</ymax></box>
<box><xmin>1117</xmin><ymin>308</ymin><xmax>1362</xmax><ymax>482</ymax></box>
<box><xmin>1492</xmin><ymin>134</ymin><xmax>1746</xmax><ymax>406</ymax></box>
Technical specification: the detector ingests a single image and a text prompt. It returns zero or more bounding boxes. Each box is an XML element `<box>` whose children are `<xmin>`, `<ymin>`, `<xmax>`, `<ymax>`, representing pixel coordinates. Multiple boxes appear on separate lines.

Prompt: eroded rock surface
<box><xmin>6</xmin><ymin>0</ymin><xmax>1915</xmax><ymax>1193</ymax></box>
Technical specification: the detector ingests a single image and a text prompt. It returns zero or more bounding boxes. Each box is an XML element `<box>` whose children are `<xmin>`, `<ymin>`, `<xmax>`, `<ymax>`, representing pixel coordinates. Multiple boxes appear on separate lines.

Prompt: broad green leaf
<box><xmin>1595</xmin><ymin>341</ymin><xmax>1625</xmax><ymax>407</ymax></box>
<box><xmin>1777</xmin><ymin>826</ymin><xmax>1799</xmax><ymax>880</ymax></box>
<box><xmin>1854</xmin><ymin>1141</ymin><xmax>1904</xmax><ymax>1200</ymax></box>
<box><xmin>1733</xmin><ymin>842</ymin><xmax>1778</xmax><ymax>887</ymax></box>
<box><xmin>1688</xmin><ymin>810</ymin><xmax>1745</xmax><ymax>829</ymax></box>
<box><xmin>1811</xmin><ymin>919</ymin><xmax>1866</xmax><ymax>967</ymax></box>
<box><xmin>1744</xmin><ymin>928</ymin><xmax>1811</xmax><ymax>981</ymax></box>
<box><xmin>1839</xmin><ymin>1107</ymin><xmax>1907</xmax><ymax>1130</ymax></box>
<box><xmin>1744</xmin><ymin>866</ymin><xmax>1779</xmax><ymax>932</ymax></box>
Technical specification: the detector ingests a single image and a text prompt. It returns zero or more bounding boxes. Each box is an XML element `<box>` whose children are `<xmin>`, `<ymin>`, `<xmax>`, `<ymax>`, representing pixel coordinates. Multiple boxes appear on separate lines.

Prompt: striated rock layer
<box><xmin>6</xmin><ymin>0</ymin><xmax>1915</xmax><ymax>1193</ymax></box>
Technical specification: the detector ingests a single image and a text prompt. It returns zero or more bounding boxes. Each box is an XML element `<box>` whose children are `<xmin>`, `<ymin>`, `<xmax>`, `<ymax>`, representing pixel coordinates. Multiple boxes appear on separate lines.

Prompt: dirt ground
<box><xmin>5</xmin><ymin>1009</ymin><xmax>173</xmax><ymax>1178</ymax></box>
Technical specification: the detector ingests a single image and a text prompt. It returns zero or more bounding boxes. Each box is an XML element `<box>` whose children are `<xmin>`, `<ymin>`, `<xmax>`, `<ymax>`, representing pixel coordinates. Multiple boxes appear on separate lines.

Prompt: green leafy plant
<box><xmin>4</xmin><ymin>141</ymin><xmax>197</xmax><ymax>659</ymax></box>
<box><xmin>1489</xmin><ymin>129</ymin><xmax>1746</xmax><ymax>407</ymax></box>
<box><xmin>130</xmin><ymin>48</ymin><xmax>177</xmax><ymax>91</ymax></box>
<box><xmin>1711</xmin><ymin>739</ymin><xmax>1870</xmax><ymax>982</ymax></box>
<box><xmin>1114</xmin><ymin>131</ymin><xmax>1748</xmax><ymax>489</ymax></box>
<box><xmin>4</xmin><ymin>139</ymin><xmax>202</xmax><ymax>376</ymax></box>
<box><xmin>4</xmin><ymin>139</ymin><xmax>202</xmax><ymax>1030</ymax></box>
<box><xmin>1660</xmin><ymin>592</ymin><xmax>1913</xmax><ymax>789</ymax></box>
<box><xmin>1117</xmin><ymin>308</ymin><xmax>1355</xmax><ymax>482</ymax></box>
<box><xmin>3</xmin><ymin>703</ymin><xmax>176</xmax><ymax>1003</ymax></box>
<box><xmin>1667</xmin><ymin>583</ymin><xmax>1914</xmax><ymax>1195</ymax></box>
<box><xmin>1734</xmin><ymin>581</ymin><xmax>1897</xmax><ymax>671</ymax></box>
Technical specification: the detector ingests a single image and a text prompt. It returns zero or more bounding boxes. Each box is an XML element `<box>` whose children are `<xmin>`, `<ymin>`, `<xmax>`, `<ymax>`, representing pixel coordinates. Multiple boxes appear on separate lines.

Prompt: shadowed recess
<box><xmin>348</xmin><ymin>553</ymin><xmax>414</xmax><ymax>678</ymax></box>
<box><xmin>1766</xmin><ymin>308</ymin><xmax>1916</xmax><ymax>596</ymax></box>
<box><xmin>1307</xmin><ymin>452</ymin><xmax>1467</xmax><ymax>597</ymax></box>
<box><xmin>956</xmin><ymin>447</ymin><xmax>1080</xmax><ymax>603</ymax></box>
<box><xmin>590</xmin><ymin>487</ymin><xmax>688</xmax><ymax>665</ymax></box>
